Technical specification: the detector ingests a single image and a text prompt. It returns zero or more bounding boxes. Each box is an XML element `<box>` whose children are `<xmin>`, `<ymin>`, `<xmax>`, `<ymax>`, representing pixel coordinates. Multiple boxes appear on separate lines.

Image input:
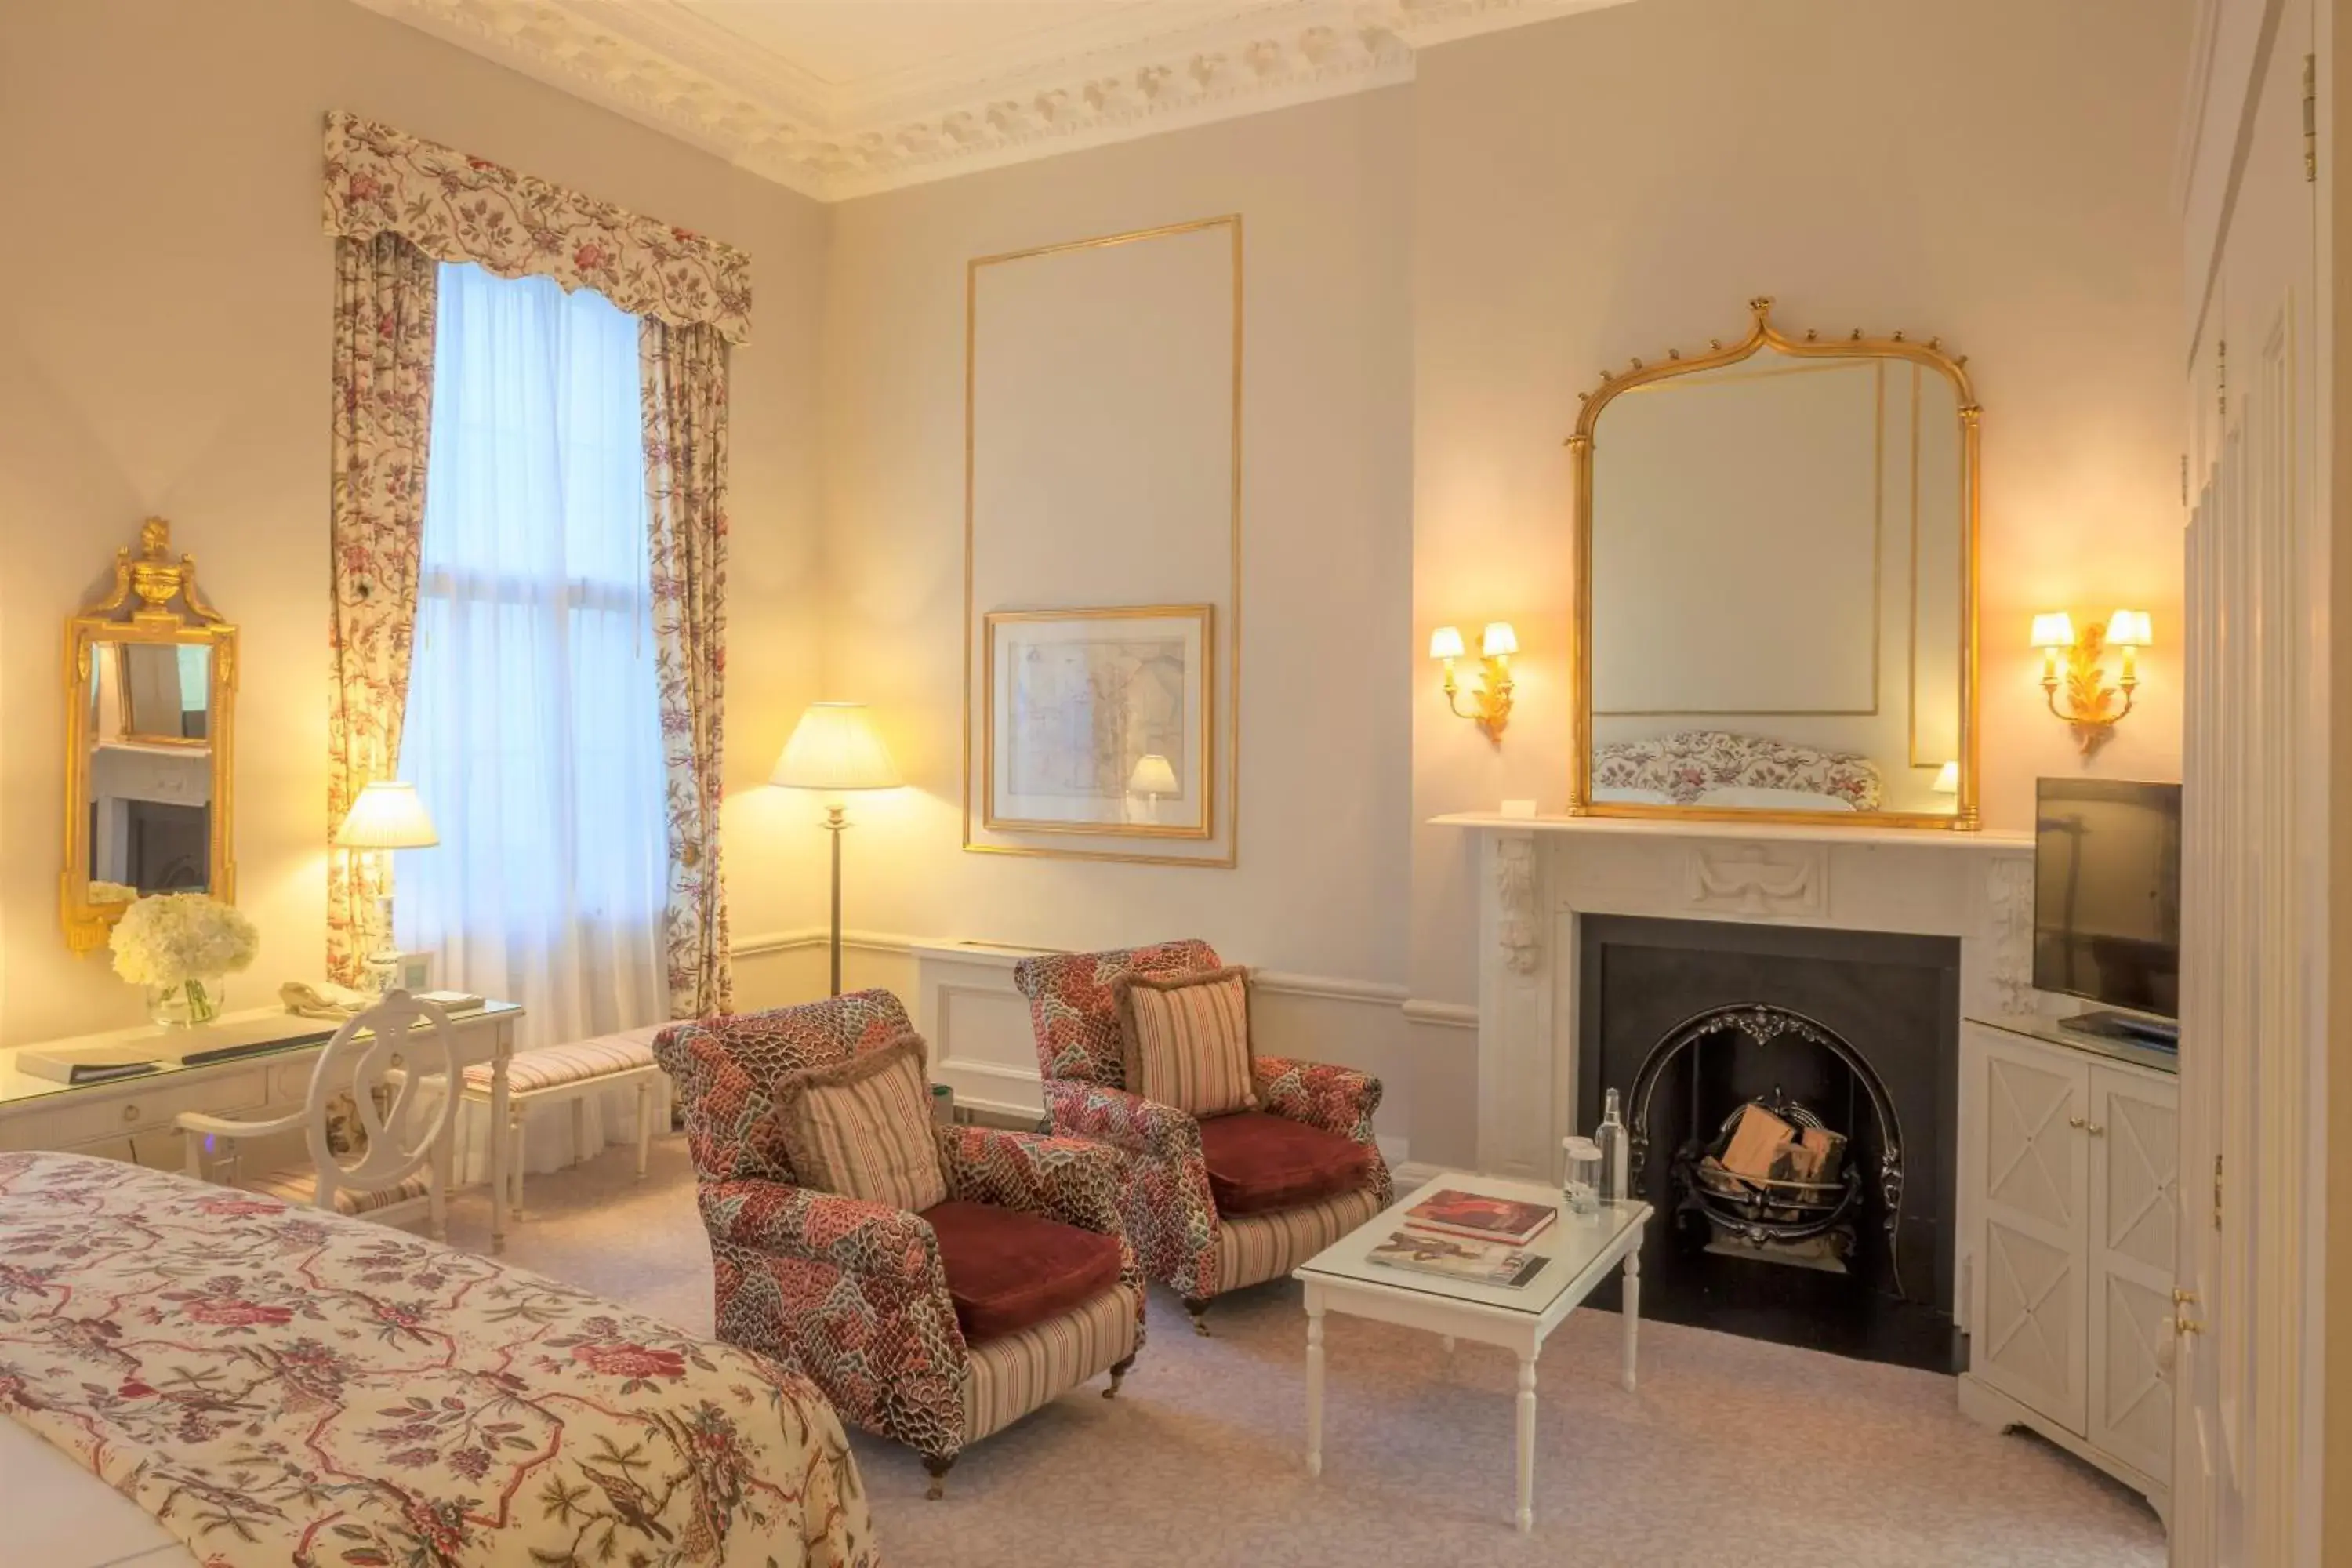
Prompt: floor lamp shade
<box><xmin>772</xmin><ymin>702</ymin><xmax>902</xmax><ymax>792</ymax></box>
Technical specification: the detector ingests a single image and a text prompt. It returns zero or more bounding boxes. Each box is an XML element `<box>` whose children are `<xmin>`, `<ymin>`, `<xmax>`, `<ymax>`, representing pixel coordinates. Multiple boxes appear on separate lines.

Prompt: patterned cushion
<box><xmin>919</xmin><ymin>1199</ymin><xmax>1123</xmax><ymax>1343</ymax></box>
<box><xmin>1012</xmin><ymin>941</ymin><xmax>1223</xmax><ymax>1087</ymax></box>
<box><xmin>245</xmin><ymin>1165</ymin><xmax>434</xmax><ymax>1218</ymax></box>
<box><xmin>1115</xmin><ymin>965</ymin><xmax>1258</xmax><ymax>1117</ymax></box>
<box><xmin>963</xmin><ymin>1283</ymin><xmax>1138</xmax><ymax>1444</ymax></box>
<box><xmin>464</xmin><ymin>1025</ymin><xmax>662</xmax><ymax>1093</ymax></box>
<box><xmin>1196</xmin><ymin>1110</ymin><xmax>1374</xmax><ymax>1216</ymax></box>
<box><xmin>773</xmin><ymin>1036</ymin><xmax>949</xmax><ymax>1214</ymax></box>
<box><xmin>1214</xmin><ymin>1185</ymin><xmax>1384</xmax><ymax>1293</ymax></box>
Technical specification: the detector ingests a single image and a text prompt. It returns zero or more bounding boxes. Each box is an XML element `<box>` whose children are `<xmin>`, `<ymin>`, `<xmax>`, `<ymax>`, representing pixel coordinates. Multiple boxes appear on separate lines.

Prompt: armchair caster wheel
<box><xmin>922</xmin><ymin>1454</ymin><xmax>955</xmax><ymax>1501</ymax></box>
<box><xmin>1182</xmin><ymin>1296</ymin><xmax>1211</xmax><ymax>1337</ymax></box>
<box><xmin>1104</xmin><ymin>1355</ymin><xmax>1135</xmax><ymax>1398</ymax></box>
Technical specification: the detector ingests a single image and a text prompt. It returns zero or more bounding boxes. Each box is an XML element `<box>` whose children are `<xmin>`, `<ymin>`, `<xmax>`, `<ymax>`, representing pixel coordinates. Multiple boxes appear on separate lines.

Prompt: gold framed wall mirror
<box><xmin>62</xmin><ymin>518</ymin><xmax>238</xmax><ymax>950</ymax></box>
<box><xmin>1567</xmin><ymin>297</ymin><xmax>1980</xmax><ymax>829</ymax></box>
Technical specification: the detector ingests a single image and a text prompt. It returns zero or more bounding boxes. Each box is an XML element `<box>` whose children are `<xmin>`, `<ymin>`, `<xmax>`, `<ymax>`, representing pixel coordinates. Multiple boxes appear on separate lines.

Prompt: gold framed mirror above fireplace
<box><xmin>61</xmin><ymin>518</ymin><xmax>238</xmax><ymax>951</ymax></box>
<box><xmin>1566</xmin><ymin>297</ymin><xmax>1980</xmax><ymax>829</ymax></box>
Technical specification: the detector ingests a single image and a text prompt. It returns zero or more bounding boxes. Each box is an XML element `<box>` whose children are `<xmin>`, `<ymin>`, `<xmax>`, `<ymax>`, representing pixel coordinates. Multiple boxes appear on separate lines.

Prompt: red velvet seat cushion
<box><xmin>1196</xmin><ymin>1111</ymin><xmax>1374</xmax><ymax>1217</ymax></box>
<box><xmin>920</xmin><ymin>1199</ymin><xmax>1123</xmax><ymax>1343</ymax></box>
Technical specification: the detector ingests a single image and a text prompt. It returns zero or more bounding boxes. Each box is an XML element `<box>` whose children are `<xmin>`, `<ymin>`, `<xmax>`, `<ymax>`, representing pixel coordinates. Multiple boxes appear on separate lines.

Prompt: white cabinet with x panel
<box><xmin>1957</xmin><ymin>1017</ymin><xmax>2176</xmax><ymax>1520</ymax></box>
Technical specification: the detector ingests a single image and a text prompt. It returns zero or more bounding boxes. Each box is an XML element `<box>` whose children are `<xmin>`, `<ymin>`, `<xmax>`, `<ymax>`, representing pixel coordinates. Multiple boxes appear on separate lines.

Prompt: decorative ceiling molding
<box><xmin>350</xmin><ymin>0</ymin><xmax>1636</xmax><ymax>201</ymax></box>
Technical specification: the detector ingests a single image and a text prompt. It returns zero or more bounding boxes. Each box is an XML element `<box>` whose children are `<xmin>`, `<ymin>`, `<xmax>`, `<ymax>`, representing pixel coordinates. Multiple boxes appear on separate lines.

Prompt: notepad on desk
<box><xmin>16</xmin><ymin>1045</ymin><xmax>165</xmax><ymax>1086</ymax></box>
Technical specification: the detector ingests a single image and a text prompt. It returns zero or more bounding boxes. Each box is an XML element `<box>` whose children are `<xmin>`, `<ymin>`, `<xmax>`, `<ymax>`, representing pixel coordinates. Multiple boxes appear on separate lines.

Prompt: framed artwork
<box><xmin>984</xmin><ymin>605</ymin><xmax>1214</xmax><ymax>838</ymax></box>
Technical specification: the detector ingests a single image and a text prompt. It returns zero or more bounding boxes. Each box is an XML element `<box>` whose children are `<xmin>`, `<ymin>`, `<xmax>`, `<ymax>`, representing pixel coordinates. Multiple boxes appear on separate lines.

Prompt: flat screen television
<box><xmin>2033</xmin><ymin>778</ymin><xmax>2181</xmax><ymax>1043</ymax></box>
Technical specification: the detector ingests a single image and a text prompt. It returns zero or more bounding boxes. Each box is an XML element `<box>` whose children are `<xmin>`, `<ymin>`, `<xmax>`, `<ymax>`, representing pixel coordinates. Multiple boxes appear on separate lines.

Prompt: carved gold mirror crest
<box><xmin>1566</xmin><ymin>297</ymin><xmax>1980</xmax><ymax>830</ymax></box>
<box><xmin>63</xmin><ymin>518</ymin><xmax>238</xmax><ymax>950</ymax></box>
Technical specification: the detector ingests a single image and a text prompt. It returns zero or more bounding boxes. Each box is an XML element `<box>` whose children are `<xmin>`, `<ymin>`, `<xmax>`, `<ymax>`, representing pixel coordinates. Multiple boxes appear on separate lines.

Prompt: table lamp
<box><xmin>1127</xmin><ymin>753</ymin><xmax>1178</xmax><ymax>822</ymax></box>
<box><xmin>335</xmin><ymin>780</ymin><xmax>439</xmax><ymax>994</ymax></box>
<box><xmin>772</xmin><ymin>702</ymin><xmax>901</xmax><ymax>996</ymax></box>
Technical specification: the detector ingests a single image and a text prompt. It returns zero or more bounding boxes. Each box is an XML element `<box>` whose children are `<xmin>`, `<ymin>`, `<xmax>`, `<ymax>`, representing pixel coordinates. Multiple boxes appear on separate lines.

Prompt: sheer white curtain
<box><xmin>397</xmin><ymin>262</ymin><xmax>669</xmax><ymax>1167</ymax></box>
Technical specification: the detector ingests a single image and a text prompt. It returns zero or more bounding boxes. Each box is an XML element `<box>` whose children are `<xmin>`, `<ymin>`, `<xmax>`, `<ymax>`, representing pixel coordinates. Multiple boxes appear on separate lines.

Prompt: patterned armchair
<box><xmin>655</xmin><ymin>990</ymin><xmax>1145</xmax><ymax>1497</ymax></box>
<box><xmin>1014</xmin><ymin>942</ymin><xmax>1392</xmax><ymax>1332</ymax></box>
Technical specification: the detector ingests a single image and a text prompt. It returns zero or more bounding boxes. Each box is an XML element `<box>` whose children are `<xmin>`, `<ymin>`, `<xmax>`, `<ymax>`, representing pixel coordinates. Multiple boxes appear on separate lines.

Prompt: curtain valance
<box><xmin>322</xmin><ymin>110</ymin><xmax>753</xmax><ymax>345</ymax></box>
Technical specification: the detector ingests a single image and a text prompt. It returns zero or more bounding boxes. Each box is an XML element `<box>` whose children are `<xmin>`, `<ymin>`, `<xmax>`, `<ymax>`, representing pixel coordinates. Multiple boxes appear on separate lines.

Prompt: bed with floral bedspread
<box><xmin>0</xmin><ymin>1151</ymin><xmax>879</xmax><ymax>1568</ymax></box>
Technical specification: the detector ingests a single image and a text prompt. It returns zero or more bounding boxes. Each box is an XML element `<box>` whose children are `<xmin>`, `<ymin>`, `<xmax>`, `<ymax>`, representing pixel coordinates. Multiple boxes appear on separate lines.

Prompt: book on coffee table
<box><xmin>1364</xmin><ymin>1228</ymin><xmax>1549</xmax><ymax>1289</ymax></box>
<box><xmin>1403</xmin><ymin>1188</ymin><xmax>1559</xmax><ymax>1247</ymax></box>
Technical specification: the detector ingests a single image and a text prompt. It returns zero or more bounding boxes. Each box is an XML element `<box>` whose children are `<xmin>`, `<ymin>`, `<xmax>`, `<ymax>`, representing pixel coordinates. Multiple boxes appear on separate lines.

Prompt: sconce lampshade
<box><xmin>2103</xmin><ymin>609</ymin><xmax>2153</xmax><ymax>648</ymax></box>
<box><xmin>1428</xmin><ymin>626</ymin><xmax>1466</xmax><ymax>661</ymax></box>
<box><xmin>2030</xmin><ymin>612</ymin><xmax>2078</xmax><ymax>651</ymax></box>
<box><xmin>335</xmin><ymin>781</ymin><xmax>439</xmax><ymax>850</ymax></box>
<box><xmin>1932</xmin><ymin>760</ymin><xmax>1961</xmax><ymax>795</ymax></box>
<box><xmin>1127</xmin><ymin>754</ymin><xmax>1178</xmax><ymax>797</ymax></box>
<box><xmin>772</xmin><ymin>702</ymin><xmax>902</xmax><ymax>792</ymax></box>
<box><xmin>1481</xmin><ymin>622</ymin><xmax>1519</xmax><ymax>658</ymax></box>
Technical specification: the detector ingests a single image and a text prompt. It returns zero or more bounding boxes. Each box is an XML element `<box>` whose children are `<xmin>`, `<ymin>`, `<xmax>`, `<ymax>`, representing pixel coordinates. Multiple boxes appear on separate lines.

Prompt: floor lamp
<box><xmin>772</xmin><ymin>702</ymin><xmax>902</xmax><ymax>996</ymax></box>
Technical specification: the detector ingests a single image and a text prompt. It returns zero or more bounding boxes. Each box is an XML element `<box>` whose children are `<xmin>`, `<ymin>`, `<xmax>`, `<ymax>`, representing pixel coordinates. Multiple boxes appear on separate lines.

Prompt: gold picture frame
<box><xmin>962</xmin><ymin>214</ymin><xmax>1243</xmax><ymax>867</ymax></box>
<box><xmin>983</xmin><ymin>605</ymin><xmax>1215</xmax><ymax>840</ymax></box>
<box><xmin>62</xmin><ymin>518</ymin><xmax>239</xmax><ymax>951</ymax></box>
<box><xmin>1566</xmin><ymin>297</ymin><xmax>1980</xmax><ymax>830</ymax></box>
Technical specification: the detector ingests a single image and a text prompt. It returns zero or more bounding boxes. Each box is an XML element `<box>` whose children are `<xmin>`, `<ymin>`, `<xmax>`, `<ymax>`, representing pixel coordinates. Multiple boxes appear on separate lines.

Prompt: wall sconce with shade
<box><xmin>334</xmin><ymin>780</ymin><xmax>438</xmax><ymax>994</ymax></box>
<box><xmin>1127</xmin><ymin>753</ymin><xmax>1178</xmax><ymax>822</ymax></box>
<box><xmin>2034</xmin><ymin>608</ymin><xmax>2151</xmax><ymax>760</ymax></box>
<box><xmin>771</xmin><ymin>702</ymin><xmax>901</xmax><ymax>997</ymax></box>
<box><xmin>1432</xmin><ymin>621</ymin><xmax>1517</xmax><ymax>740</ymax></box>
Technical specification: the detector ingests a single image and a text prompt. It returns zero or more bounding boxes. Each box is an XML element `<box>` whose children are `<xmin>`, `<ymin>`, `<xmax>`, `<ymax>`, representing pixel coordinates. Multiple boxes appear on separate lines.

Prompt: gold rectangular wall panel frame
<box><xmin>962</xmin><ymin>215</ymin><xmax>1243</xmax><ymax>867</ymax></box>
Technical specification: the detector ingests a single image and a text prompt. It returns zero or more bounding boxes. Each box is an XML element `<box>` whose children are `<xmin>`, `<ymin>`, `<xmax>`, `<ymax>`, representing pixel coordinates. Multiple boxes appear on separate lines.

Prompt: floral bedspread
<box><xmin>0</xmin><ymin>1152</ymin><xmax>878</xmax><ymax>1568</ymax></box>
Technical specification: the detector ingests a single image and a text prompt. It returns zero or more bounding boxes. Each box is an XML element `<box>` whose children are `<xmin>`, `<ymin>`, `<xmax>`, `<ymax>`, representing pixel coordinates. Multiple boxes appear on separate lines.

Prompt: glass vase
<box><xmin>147</xmin><ymin>976</ymin><xmax>227</xmax><ymax>1028</ymax></box>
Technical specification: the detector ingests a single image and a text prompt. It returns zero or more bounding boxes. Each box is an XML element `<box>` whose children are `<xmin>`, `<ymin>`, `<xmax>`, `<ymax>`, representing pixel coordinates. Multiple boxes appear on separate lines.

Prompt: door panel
<box><xmin>1974</xmin><ymin>1038</ymin><xmax>2089</xmax><ymax>1428</ymax></box>
<box><xmin>2088</xmin><ymin>1067</ymin><xmax>2177</xmax><ymax>1482</ymax></box>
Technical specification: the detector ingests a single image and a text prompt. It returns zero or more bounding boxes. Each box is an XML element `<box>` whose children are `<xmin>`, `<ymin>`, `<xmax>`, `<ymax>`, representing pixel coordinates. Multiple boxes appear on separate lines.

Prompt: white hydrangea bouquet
<box><xmin>109</xmin><ymin>892</ymin><xmax>259</xmax><ymax>1027</ymax></box>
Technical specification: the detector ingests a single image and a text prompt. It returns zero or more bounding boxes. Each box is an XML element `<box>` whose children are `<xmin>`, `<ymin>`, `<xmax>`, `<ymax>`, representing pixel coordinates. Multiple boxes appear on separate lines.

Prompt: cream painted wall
<box><xmin>1407</xmin><ymin>0</ymin><xmax>2190</xmax><ymax>1040</ymax></box>
<box><xmin>805</xmin><ymin>91</ymin><xmax>1417</xmax><ymax>985</ymax></box>
<box><xmin>0</xmin><ymin>0</ymin><xmax>828</xmax><ymax>1046</ymax></box>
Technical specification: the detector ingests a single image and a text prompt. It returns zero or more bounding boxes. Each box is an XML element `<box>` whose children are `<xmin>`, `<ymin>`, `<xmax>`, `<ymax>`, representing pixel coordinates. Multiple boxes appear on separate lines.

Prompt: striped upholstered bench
<box><xmin>459</xmin><ymin>1024</ymin><xmax>668</xmax><ymax>1220</ymax></box>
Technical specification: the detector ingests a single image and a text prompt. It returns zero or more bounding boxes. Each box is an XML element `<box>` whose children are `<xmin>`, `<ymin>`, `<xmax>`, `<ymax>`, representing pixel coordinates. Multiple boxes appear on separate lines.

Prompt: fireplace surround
<box><xmin>1436</xmin><ymin>812</ymin><xmax>2036</xmax><ymax>1370</ymax></box>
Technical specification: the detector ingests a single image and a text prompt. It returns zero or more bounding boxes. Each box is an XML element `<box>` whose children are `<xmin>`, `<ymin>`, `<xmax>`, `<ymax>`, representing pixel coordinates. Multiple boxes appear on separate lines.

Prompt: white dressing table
<box><xmin>0</xmin><ymin>1000</ymin><xmax>525</xmax><ymax>1250</ymax></box>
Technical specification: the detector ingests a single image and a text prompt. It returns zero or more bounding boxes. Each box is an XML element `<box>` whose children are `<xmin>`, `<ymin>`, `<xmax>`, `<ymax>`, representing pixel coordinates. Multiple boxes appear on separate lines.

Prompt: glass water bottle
<box><xmin>1595</xmin><ymin>1088</ymin><xmax>1630</xmax><ymax>1204</ymax></box>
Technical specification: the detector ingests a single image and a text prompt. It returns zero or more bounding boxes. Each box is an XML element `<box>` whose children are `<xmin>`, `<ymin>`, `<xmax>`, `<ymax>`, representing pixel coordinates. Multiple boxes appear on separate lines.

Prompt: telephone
<box><xmin>280</xmin><ymin>979</ymin><xmax>374</xmax><ymax>1019</ymax></box>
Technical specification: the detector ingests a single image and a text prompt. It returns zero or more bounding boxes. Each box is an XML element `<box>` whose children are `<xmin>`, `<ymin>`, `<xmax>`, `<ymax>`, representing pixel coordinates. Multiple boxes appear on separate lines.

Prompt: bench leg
<box><xmin>634</xmin><ymin>1080</ymin><xmax>653</xmax><ymax>1181</ymax></box>
<box><xmin>572</xmin><ymin>1094</ymin><xmax>591</xmax><ymax>1174</ymax></box>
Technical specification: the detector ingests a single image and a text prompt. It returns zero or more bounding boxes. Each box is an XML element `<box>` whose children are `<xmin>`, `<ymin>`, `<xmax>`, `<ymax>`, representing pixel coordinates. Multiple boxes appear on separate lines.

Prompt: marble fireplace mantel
<box><xmin>1430</xmin><ymin>813</ymin><xmax>2034</xmax><ymax>1186</ymax></box>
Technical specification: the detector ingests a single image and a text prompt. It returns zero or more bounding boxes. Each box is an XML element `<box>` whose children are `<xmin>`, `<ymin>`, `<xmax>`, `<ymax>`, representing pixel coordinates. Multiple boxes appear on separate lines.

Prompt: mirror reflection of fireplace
<box><xmin>1578</xmin><ymin>916</ymin><xmax>1961</xmax><ymax>1374</ymax></box>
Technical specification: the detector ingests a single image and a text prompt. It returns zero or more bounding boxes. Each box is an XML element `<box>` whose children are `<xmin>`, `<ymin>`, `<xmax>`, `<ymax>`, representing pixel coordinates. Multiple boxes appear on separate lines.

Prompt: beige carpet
<box><xmin>452</xmin><ymin>1138</ymin><xmax>2167</xmax><ymax>1567</ymax></box>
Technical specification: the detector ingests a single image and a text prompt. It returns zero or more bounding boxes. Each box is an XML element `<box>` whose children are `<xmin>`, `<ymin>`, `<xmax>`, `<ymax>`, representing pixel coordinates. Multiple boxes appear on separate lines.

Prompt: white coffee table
<box><xmin>1294</xmin><ymin>1171</ymin><xmax>1650</xmax><ymax>1534</ymax></box>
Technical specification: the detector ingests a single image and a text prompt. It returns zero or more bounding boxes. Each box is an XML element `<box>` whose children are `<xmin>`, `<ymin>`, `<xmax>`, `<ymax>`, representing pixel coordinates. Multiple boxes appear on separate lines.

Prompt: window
<box><xmin>395</xmin><ymin>262</ymin><xmax>669</xmax><ymax>1037</ymax></box>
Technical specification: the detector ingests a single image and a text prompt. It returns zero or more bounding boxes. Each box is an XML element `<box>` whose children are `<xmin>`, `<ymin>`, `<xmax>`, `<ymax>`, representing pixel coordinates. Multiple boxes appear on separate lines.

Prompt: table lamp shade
<box><xmin>336</xmin><ymin>781</ymin><xmax>439</xmax><ymax>849</ymax></box>
<box><xmin>1127</xmin><ymin>753</ymin><xmax>1178</xmax><ymax>796</ymax></box>
<box><xmin>773</xmin><ymin>702</ymin><xmax>902</xmax><ymax>791</ymax></box>
<box><xmin>1932</xmin><ymin>760</ymin><xmax>1961</xmax><ymax>795</ymax></box>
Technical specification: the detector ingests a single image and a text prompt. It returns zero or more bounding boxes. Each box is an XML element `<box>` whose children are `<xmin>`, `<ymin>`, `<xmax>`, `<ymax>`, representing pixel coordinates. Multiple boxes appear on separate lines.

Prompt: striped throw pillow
<box><xmin>773</xmin><ymin>1035</ymin><xmax>949</xmax><ymax>1213</ymax></box>
<box><xmin>1115</xmin><ymin>965</ymin><xmax>1258</xmax><ymax>1117</ymax></box>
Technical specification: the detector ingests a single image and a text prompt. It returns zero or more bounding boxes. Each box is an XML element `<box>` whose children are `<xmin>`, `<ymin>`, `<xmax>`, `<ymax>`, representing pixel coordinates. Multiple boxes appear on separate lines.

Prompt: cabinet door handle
<box><xmin>2067</xmin><ymin>1116</ymin><xmax>2107</xmax><ymax>1136</ymax></box>
<box><xmin>2171</xmin><ymin>1314</ymin><xmax>2204</xmax><ymax>1336</ymax></box>
<box><xmin>121</xmin><ymin>1102</ymin><xmax>142</xmax><ymax>1124</ymax></box>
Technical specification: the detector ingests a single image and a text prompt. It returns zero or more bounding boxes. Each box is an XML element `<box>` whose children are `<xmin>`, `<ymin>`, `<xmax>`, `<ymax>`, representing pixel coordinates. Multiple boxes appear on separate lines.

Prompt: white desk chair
<box><xmin>176</xmin><ymin>990</ymin><xmax>459</xmax><ymax>1238</ymax></box>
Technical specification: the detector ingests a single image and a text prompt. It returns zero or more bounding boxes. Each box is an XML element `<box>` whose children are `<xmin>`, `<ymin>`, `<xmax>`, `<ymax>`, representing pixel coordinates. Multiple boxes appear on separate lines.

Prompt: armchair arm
<box><xmin>695</xmin><ymin>1178</ymin><xmax>969</xmax><ymax>1457</ymax></box>
<box><xmin>1041</xmin><ymin>1080</ymin><xmax>1220</xmax><ymax>1301</ymax></box>
<box><xmin>1041</xmin><ymin>1079</ymin><xmax>1202</xmax><ymax>1160</ymax></box>
<box><xmin>697</xmin><ymin>1178</ymin><xmax>946</xmax><ymax>1290</ymax></box>
<box><xmin>935</xmin><ymin>1126</ymin><xmax>1127</xmax><ymax>1236</ymax></box>
<box><xmin>1253</xmin><ymin>1057</ymin><xmax>1383</xmax><ymax>1145</ymax></box>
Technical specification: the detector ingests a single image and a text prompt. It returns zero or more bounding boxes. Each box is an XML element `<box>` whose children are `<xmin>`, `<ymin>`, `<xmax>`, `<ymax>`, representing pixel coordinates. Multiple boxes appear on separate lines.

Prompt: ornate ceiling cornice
<box><xmin>349</xmin><ymin>0</ymin><xmax>1634</xmax><ymax>201</ymax></box>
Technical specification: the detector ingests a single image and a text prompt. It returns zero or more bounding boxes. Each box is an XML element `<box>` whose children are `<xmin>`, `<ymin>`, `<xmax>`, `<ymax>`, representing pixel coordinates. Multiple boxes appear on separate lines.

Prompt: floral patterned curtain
<box><xmin>641</xmin><ymin>319</ymin><xmax>735</xmax><ymax>1018</ymax></box>
<box><xmin>325</xmin><ymin>231</ymin><xmax>437</xmax><ymax>985</ymax></box>
<box><xmin>322</xmin><ymin>111</ymin><xmax>751</xmax><ymax>1003</ymax></box>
